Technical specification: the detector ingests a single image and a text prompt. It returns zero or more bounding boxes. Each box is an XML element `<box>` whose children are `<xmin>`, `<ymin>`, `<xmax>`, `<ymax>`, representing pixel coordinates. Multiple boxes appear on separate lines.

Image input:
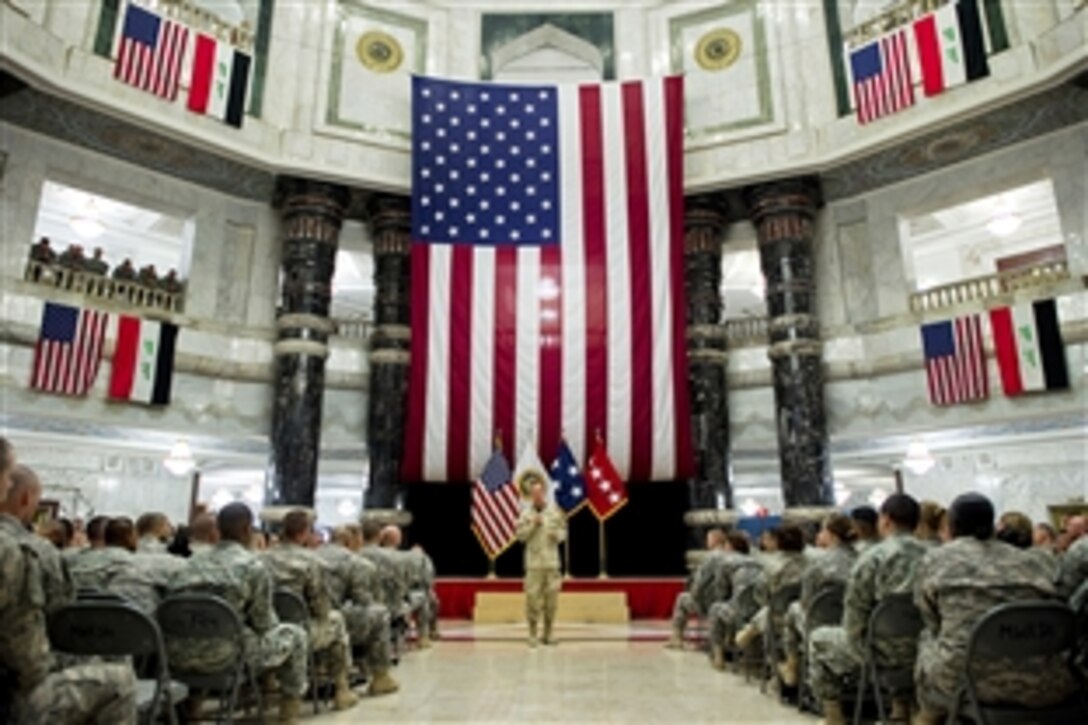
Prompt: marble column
<box><xmin>745</xmin><ymin>178</ymin><xmax>833</xmax><ymax>509</ymax></box>
<box><xmin>362</xmin><ymin>194</ymin><xmax>412</xmax><ymax>524</ymax></box>
<box><xmin>266</xmin><ymin>178</ymin><xmax>349</xmax><ymax>508</ymax></box>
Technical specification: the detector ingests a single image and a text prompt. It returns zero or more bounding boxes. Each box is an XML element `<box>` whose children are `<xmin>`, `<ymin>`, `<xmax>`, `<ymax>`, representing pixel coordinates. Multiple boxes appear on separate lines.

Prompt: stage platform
<box><xmin>435</xmin><ymin>577</ymin><xmax>685</xmax><ymax>621</ymax></box>
<box><xmin>437</xmin><ymin>620</ymin><xmax>674</xmax><ymax>642</ymax></box>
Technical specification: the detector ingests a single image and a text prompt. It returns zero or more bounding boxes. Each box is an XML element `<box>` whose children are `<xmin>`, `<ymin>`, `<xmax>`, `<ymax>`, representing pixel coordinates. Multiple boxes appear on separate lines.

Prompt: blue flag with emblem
<box><xmin>550</xmin><ymin>439</ymin><xmax>587</xmax><ymax>516</ymax></box>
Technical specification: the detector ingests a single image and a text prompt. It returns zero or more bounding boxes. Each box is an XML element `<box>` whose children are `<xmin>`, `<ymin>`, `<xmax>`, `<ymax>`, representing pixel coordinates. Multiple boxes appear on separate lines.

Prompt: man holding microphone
<box><xmin>516</xmin><ymin>475</ymin><xmax>567</xmax><ymax>647</ymax></box>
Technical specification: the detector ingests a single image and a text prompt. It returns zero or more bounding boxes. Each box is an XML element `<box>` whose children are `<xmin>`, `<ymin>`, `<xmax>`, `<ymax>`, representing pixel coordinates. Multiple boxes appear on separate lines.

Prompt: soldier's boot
<box><xmin>820</xmin><ymin>699</ymin><xmax>846</xmax><ymax>725</ymax></box>
<box><xmin>910</xmin><ymin>708</ymin><xmax>942</xmax><ymax>725</ymax></box>
<box><xmin>889</xmin><ymin>698</ymin><xmax>911</xmax><ymax>721</ymax></box>
<box><xmin>183</xmin><ymin>695</ymin><xmax>204</xmax><ymax>721</ymax></box>
<box><xmin>777</xmin><ymin>653</ymin><xmax>799</xmax><ymax>687</ymax></box>
<box><xmin>666</xmin><ymin>630</ymin><xmax>683</xmax><ymax>649</ymax></box>
<box><xmin>278</xmin><ymin>697</ymin><xmax>302</xmax><ymax>724</ymax></box>
<box><xmin>542</xmin><ymin>619</ymin><xmax>557</xmax><ymax>645</ymax></box>
<box><xmin>368</xmin><ymin>669</ymin><xmax>400</xmax><ymax>696</ymax></box>
<box><xmin>710</xmin><ymin>643</ymin><xmax>725</xmax><ymax>671</ymax></box>
<box><xmin>734</xmin><ymin>622</ymin><xmax>759</xmax><ymax>649</ymax></box>
<box><xmin>528</xmin><ymin>621</ymin><xmax>539</xmax><ymax>648</ymax></box>
<box><xmin>334</xmin><ymin>671</ymin><xmax>360</xmax><ymax>710</ymax></box>
<box><xmin>418</xmin><ymin>634</ymin><xmax>433</xmax><ymax>649</ymax></box>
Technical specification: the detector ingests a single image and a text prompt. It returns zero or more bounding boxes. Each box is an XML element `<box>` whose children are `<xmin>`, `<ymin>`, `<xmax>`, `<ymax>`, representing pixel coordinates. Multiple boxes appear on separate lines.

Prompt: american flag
<box><xmin>920</xmin><ymin>315</ymin><xmax>989</xmax><ymax>406</ymax></box>
<box><xmin>30</xmin><ymin>303</ymin><xmax>109</xmax><ymax>396</ymax></box>
<box><xmin>470</xmin><ymin>448</ymin><xmax>521</xmax><ymax>559</ymax></box>
<box><xmin>849</xmin><ymin>29</ymin><xmax>916</xmax><ymax>124</ymax></box>
<box><xmin>114</xmin><ymin>3</ymin><xmax>189</xmax><ymax>100</ymax></box>
<box><xmin>405</xmin><ymin>75</ymin><xmax>693</xmax><ymax>484</ymax></box>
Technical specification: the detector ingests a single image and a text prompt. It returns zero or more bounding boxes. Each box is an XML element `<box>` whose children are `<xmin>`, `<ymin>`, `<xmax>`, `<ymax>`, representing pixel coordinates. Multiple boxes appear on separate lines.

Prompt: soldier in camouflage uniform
<box><xmin>778</xmin><ymin>513</ymin><xmax>857</xmax><ymax>687</ymax></box>
<box><xmin>809</xmin><ymin>494</ymin><xmax>928</xmax><ymax>725</ymax></box>
<box><xmin>850</xmin><ymin>506</ymin><xmax>880</xmax><ymax>554</ymax></box>
<box><xmin>262</xmin><ymin>509</ymin><xmax>359</xmax><ymax>711</ymax></box>
<box><xmin>68</xmin><ymin>517</ymin><xmax>167</xmax><ymax>613</ymax></box>
<box><xmin>707</xmin><ymin>532</ymin><xmax>764</xmax><ymax>670</ymax></box>
<box><xmin>733</xmin><ymin>525</ymin><xmax>807</xmax><ymax>659</ymax></box>
<box><xmin>667</xmin><ymin>528</ymin><xmax>726</xmax><ymax>648</ymax></box>
<box><xmin>1058</xmin><ymin>535</ymin><xmax>1088</xmax><ymax>598</ymax></box>
<box><xmin>135</xmin><ymin>512</ymin><xmax>172</xmax><ymax>554</ymax></box>
<box><xmin>169</xmin><ymin>502</ymin><xmax>310</xmax><ymax>722</ymax></box>
<box><xmin>360</xmin><ymin>519</ymin><xmax>410</xmax><ymax>618</ymax></box>
<box><xmin>0</xmin><ymin>436</ymin><xmax>137</xmax><ymax>725</ymax></box>
<box><xmin>380</xmin><ymin>525</ymin><xmax>437</xmax><ymax>646</ymax></box>
<box><xmin>914</xmin><ymin>494</ymin><xmax>1077</xmax><ymax>723</ymax></box>
<box><xmin>314</xmin><ymin>525</ymin><xmax>398</xmax><ymax>693</ymax></box>
<box><xmin>2</xmin><ymin>466</ymin><xmax>73</xmax><ymax>613</ymax></box>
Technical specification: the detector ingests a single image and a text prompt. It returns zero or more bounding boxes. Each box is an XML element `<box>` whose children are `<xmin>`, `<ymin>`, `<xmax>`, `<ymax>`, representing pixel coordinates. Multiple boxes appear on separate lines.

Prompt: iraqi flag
<box><xmin>989</xmin><ymin>299</ymin><xmax>1068</xmax><ymax>396</ymax></box>
<box><xmin>108</xmin><ymin>316</ymin><xmax>179</xmax><ymax>405</ymax></box>
<box><xmin>913</xmin><ymin>0</ymin><xmax>989</xmax><ymax>97</ymax></box>
<box><xmin>187</xmin><ymin>33</ymin><xmax>251</xmax><ymax>128</ymax></box>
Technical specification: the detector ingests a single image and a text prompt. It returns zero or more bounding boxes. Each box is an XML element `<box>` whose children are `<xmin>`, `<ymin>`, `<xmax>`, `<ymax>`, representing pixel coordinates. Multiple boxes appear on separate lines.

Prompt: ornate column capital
<box><xmin>684</xmin><ymin>193</ymin><xmax>730</xmax><ymax>253</ymax></box>
<box><xmin>744</xmin><ymin>176</ymin><xmax>821</xmax><ymax>227</ymax></box>
<box><xmin>367</xmin><ymin>193</ymin><xmax>412</xmax><ymax>255</ymax></box>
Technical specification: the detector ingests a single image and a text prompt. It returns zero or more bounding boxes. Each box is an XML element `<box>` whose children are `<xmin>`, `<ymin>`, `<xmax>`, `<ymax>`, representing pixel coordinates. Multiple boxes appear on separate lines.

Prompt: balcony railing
<box><xmin>332</xmin><ymin>318</ymin><xmax>370</xmax><ymax>340</ymax></box>
<box><xmin>723</xmin><ymin>316</ymin><xmax>769</xmax><ymax>347</ymax></box>
<box><xmin>909</xmin><ymin>260</ymin><xmax>1072</xmax><ymax>314</ymax></box>
<box><xmin>24</xmin><ymin>259</ymin><xmax>184</xmax><ymax>313</ymax></box>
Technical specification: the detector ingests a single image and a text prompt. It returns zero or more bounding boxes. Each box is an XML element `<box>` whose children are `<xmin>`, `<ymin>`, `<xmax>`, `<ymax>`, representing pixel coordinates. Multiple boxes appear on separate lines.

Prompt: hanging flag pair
<box><xmin>114</xmin><ymin>2</ymin><xmax>251</xmax><ymax>128</ymax></box>
<box><xmin>30</xmin><ymin>301</ymin><xmax>178</xmax><ymax>406</ymax></box>
<box><xmin>920</xmin><ymin>299</ymin><xmax>1068</xmax><ymax>407</ymax></box>
<box><xmin>550</xmin><ymin>437</ymin><xmax>628</xmax><ymax>522</ymax></box>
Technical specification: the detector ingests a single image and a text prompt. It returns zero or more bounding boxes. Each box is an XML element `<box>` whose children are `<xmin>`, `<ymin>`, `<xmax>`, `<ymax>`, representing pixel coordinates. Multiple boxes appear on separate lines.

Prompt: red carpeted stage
<box><xmin>436</xmin><ymin>577</ymin><xmax>685</xmax><ymax>620</ymax></box>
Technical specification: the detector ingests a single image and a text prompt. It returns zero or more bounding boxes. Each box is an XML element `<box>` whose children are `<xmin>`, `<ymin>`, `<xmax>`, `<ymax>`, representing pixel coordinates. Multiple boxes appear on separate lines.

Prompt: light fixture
<box><xmin>163</xmin><ymin>439</ymin><xmax>196</xmax><ymax>477</ymax></box>
<box><xmin>986</xmin><ymin>213</ymin><xmax>1021</xmax><ymax>237</ymax></box>
<box><xmin>69</xmin><ymin>215</ymin><xmax>105</xmax><ymax>239</ymax></box>
<box><xmin>902</xmin><ymin>440</ymin><xmax>935</xmax><ymax>476</ymax></box>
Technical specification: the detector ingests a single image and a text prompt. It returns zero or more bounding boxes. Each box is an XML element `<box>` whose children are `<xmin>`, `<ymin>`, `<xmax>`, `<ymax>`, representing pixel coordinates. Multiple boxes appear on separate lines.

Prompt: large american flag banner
<box><xmin>30</xmin><ymin>302</ymin><xmax>109</xmax><ymax>396</ymax></box>
<box><xmin>405</xmin><ymin>75</ymin><xmax>693</xmax><ymax>483</ymax></box>
<box><xmin>849</xmin><ymin>28</ymin><xmax>916</xmax><ymax>124</ymax></box>
<box><xmin>470</xmin><ymin>448</ymin><xmax>520</xmax><ymax>559</ymax></box>
<box><xmin>114</xmin><ymin>3</ymin><xmax>189</xmax><ymax>101</ymax></box>
<box><xmin>920</xmin><ymin>314</ymin><xmax>989</xmax><ymax>406</ymax></box>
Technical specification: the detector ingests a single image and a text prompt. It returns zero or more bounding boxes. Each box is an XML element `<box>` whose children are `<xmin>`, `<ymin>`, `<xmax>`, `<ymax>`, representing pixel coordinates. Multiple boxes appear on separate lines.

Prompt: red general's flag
<box><xmin>586</xmin><ymin>436</ymin><xmax>627</xmax><ymax>521</ymax></box>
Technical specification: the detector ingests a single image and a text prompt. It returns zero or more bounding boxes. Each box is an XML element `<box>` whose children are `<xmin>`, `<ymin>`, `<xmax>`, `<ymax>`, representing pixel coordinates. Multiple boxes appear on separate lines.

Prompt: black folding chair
<box><xmin>951</xmin><ymin>601</ymin><xmax>1087</xmax><ymax>725</ymax></box>
<box><xmin>762</xmin><ymin>582</ymin><xmax>802</xmax><ymax>697</ymax></box>
<box><xmin>0</xmin><ymin>663</ymin><xmax>15</xmax><ymax>725</ymax></box>
<box><xmin>76</xmin><ymin>588</ymin><xmax>126</xmax><ymax>602</ymax></box>
<box><xmin>272</xmin><ymin>589</ymin><xmax>325</xmax><ymax>714</ymax></box>
<box><xmin>798</xmin><ymin>583</ymin><xmax>846</xmax><ymax>714</ymax></box>
<box><xmin>158</xmin><ymin>593</ymin><xmax>263</xmax><ymax>725</ymax></box>
<box><xmin>48</xmin><ymin>600</ymin><xmax>186</xmax><ymax>725</ymax></box>
<box><xmin>852</xmin><ymin>593</ymin><xmax>922</xmax><ymax>725</ymax></box>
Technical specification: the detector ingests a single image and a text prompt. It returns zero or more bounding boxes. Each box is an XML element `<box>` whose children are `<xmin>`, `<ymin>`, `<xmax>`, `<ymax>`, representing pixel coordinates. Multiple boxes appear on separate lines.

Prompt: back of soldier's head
<box><xmin>851</xmin><ymin>506</ymin><xmax>879</xmax><ymax>540</ymax></box>
<box><xmin>189</xmin><ymin>513</ymin><xmax>219</xmax><ymax>544</ymax></box>
<box><xmin>379</xmin><ymin>525</ymin><xmax>402</xmax><ymax>548</ymax></box>
<box><xmin>880</xmin><ymin>494</ymin><xmax>920</xmax><ymax>533</ymax></box>
<box><xmin>916</xmin><ymin>500</ymin><xmax>946</xmax><ymax>536</ymax></box>
<box><xmin>950</xmin><ymin>493</ymin><xmax>995</xmax><ymax>541</ymax></box>
<box><xmin>87</xmin><ymin>515</ymin><xmax>109</xmax><ymax>545</ymax></box>
<box><xmin>361</xmin><ymin>519</ymin><xmax>383</xmax><ymax>543</ymax></box>
<box><xmin>105</xmin><ymin>517</ymin><xmax>137</xmax><ymax>551</ymax></box>
<box><xmin>997</xmin><ymin>511</ymin><xmax>1033</xmax><ymax>549</ymax></box>
<box><xmin>823</xmin><ymin>513</ymin><xmax>857</xmax><ymax>544</ymax></box>
<box><xmin>283</xmin><ymin>509</ymin><xmax>312</xmax><ymax>543</ymax></box>
<box><xmin>706</xmin><ymin>527</ymin><xmax>726</xmax><ymax>549</ymax></box>
<box><xmin>773</xmin><ymin>524</ymin><xmax>805</xmax><ymax>553</ymax></box>
<box><xmin>724</xmin><ymin>531</ymin><xmax>750</xmax><ymax>555</ymax></box>
<box><xmin>136</xmin><ymin>511</ymin><xmax>169</xmax><ymax>539</ymax></box>
<box><xmin>4</xmin><ymin>465</ymin><xmax>42</xmax><ymax>521</ymax></box>
<box><xmin>218</xmin><ymin>503</ymin><xmax>254</xmax><ymax>543</ymax></box>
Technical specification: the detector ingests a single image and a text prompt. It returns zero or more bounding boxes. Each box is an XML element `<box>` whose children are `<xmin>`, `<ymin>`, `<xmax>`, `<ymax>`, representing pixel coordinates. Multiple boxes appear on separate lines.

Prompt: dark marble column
<box><xmin>362</xmin><ymin>194</ymin><xmax>412</xmax><ymax>517</ymax></box>
<box><xmin>745</xmin><ymin>178</ymin><xmax>833</xmax><ymax>508</ymax></box>
<box><xmin>266</xmin><ymin>178</ymin><xmax>349</xmax><ymax>507</ymax></box>
<box><xmin>684</xmin><ymin>195</ymin><xmax>733</xmax><ymax>513</ymax></box>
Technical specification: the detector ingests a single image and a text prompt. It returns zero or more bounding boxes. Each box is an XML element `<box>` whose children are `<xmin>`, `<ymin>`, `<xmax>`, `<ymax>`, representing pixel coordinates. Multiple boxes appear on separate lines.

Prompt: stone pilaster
<box><xmin>267</xmin><ymin>178</ymin><xmax>349</xmax><ymax>507</ymax></box>
<box><xmin>745</xmin><ymin>178</ymin><xmax>833</xmax><ymax>508</ymax></box>
<box><xmin>362</xmin><ymin>194</ymin><xmax>412</xmax><ymax>518</ymax></box>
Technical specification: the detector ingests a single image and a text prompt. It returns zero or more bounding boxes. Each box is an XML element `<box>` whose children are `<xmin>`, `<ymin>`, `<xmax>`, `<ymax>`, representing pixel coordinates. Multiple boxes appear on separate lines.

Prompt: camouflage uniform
<box><xmin>360</xmin><ymin>545</ymin><xmax>409</xmax><ymax>615</ymax></box>
<box><xmin>783</xmin><ymin>544</ymin><xmax>856</xmax><ymax>659</ymax></box>
<box><xmin>0</xmin><ymin>514</ymin><xmax>137</xmax><ymax>724</ymax></box>
<box><xmin>405</xmin><ymin>548</ymin><xmax>439</xmax><ymax>637</ymax></box>
<box><xmin>915</xmin><ymin>537</ymin><xmax>1077</xmax><ymax>712</ymax></box>
<box><xmin>0</xmin><ymin>517</ymin><xmax>73</xmax><ymax>613</ymax></box>
<box><xmin>808</xmin><ymin>533</ymin><xmax>928</xmax><ymax>700</ymax></box>
<box><xmin>69</xmin><ymin>546</ymin><xmax>166</xmax><ymax>613</ymax></box>
<box><xmin>169</xmin><ymin>541</ymin><xmax>309</xmax><ymax>697</ymax></box>
<box><xmin>386</xmin><ymin>548</ymin><xmax>431</xmax><ymax>638</ymax></box>
<box><xmin>707</xmin><ymin>556</ymin><xmax>763</xmax><ymax>652</ymax></box>
<box><xmin>1057</xmin><ymin>536</ymin><xmax>1088</xmax><ymax>597</ymax></box>
<box><xmin>515</xmin><ymin>503</ymin><xmax>567</xmax><ymax>639</ymax></box>
<box><xmin>314</xmin><ymin>543</ymin><xmax>394</xmax><ymax>673</ymax></box>
<box><xmin>261</xmin><ymin>543</ymin><xmax>353</xmax><ymax>679</ymax></box>
<box><xmin>671</xmin><ymin>550</ymin><xmax>731</xmax><ymax>638</ymax></box>
<box><xmin>137</xmin><ymin>536</ymin><xmax>168</xmax><ymax>554</ymax></box>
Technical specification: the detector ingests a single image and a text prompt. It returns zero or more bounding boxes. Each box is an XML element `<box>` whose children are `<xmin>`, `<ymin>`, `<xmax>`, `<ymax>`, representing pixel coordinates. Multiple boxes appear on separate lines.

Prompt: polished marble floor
<box><xmin>313</xmin><ymin>639</ymin><xmax>816</xmax><ymax>723</ymax></box>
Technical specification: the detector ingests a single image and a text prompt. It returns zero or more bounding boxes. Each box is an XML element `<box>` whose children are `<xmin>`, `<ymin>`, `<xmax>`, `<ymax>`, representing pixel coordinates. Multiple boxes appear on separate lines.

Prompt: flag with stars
<box><xmin>586</xmin><ymin>436</ymin><xmax>627</xmax><ymax>521</ymax></box>
<box><xmin>551</xmin><ymin>439</ymin><xmax>587</xmax><ymax>516</ymax></box>
<box><xmin>404</xmin><ymin>74</ymin><xmax>693</xmax><ymax>486</ymax></box>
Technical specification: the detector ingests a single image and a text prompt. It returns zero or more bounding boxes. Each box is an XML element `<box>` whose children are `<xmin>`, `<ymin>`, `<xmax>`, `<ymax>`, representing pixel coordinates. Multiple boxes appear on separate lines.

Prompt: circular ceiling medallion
<box><xmin>695</xmin><ymin>28</ymin><xmax>742</xmax><ymax>72</ymax></box>
<box><xmin>356</xmin><ymin>30</ymin><xmax>403</xmax><ymax>74</ymax></box>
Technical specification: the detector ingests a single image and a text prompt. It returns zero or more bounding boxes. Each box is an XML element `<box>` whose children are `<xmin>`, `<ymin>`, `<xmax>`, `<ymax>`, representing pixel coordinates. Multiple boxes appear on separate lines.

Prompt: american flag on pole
<box><xmin>30</xmin><ymin>302</ymin><xmax>109</xmax><ymax>397</ymax></box>
<box><xmin>114</xmin><ymin>3</ymin><xmax>189</xmax><ymax>101</ymax></box>
<box><xmin>849</xmin><ymin>28</ymin><xmax>916</xmax><ymax>124</ymax></box>
<box><xmin>920</xmin><ymin>314</ymin><xmax>989</xmax><ymax>406</ymax></box>
<box><xmin>470</xmin><ymin>447</ymin><xmax>521</xmax><ymax>559</ymax></box>
<box><xmin>404</xmin><ymin>75</ymin><xmax>693</xmax><ymax>484</ymax></box>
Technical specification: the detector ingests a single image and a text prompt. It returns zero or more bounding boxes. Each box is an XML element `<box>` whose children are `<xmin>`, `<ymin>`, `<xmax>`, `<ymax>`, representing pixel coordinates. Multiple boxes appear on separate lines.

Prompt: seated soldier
<box><xmin>360</xmin><ymin>519</ymin><xmax>410</xmax><ymax>630</ymax></box>
<box><xmin>161</xmin><ymin>269</ymin><xmax>184</xmax><ymax>294</ymax></box>
<box><xmin>667</xmin><ymin>527</ymin><xmax>727</xmax><ymax>649</ymax></box>
<box><xmin>1</xmin><ymin>466</ymin><xmax>73</xmax><ymax>613</ymax></box>
<box><xmin>997</xmin><ymin>510</ymin><xmax>1060</xmax><ymax>581</ymax></box>
<box><xmin>734</xmin><ymin>524</ymin><xmax>807</xmax><ymax>659</ymax></box>
<box><xmin>707</xmin><ymin>532</ymin><xmax>763</xmax><ymax>670</ymax></box>
<box><xmin>1058</xmin><ymin>528</ymin><xmax>1088</xmax><ymax>598</ymax></box>
<box><xmin>169</xmin><ymin>502</ymin><xmax>310</xmax><ymax>723</ymax></box>
<box><xmin>262</xmin><ymin>509</ymin><xmax>359</xmax><ymax>710</ymax></box>
<box><xmin>915</xmin><ymin>501</ymin><xmax>945</xmax><ymax>546</ymax></box>
<box><xmin>380</xmin><ymin>524</ymin><xmax>435</xmax><ymax>646</ymax></box>
<box><xmin>187</xmin><ymin>512</ymin><xmax>219</xmax><ymax>556</ymax></box>
<box><xmin>915</xmin><ymin>493</ymin><xmax>1077</xmax><ymax>724</ymax></box>
<box><xmin>851</xmin><ymin>506</ymin><xmax>880</xmax><ymax>553</ymax></box>
<box><xmin>0</xmin><ymin>436</ymin><xmax>137</xmax><ymax>724</ymax></box>
<box><xmin>314</xmin><ymin>525</ymin><xmax>399</xmax><ymax>695</ymax></box>
<box><xmin>68</xmin><ymin>517</ymin><xmax>167</xmax><ymax>613</ymax></box>
<box><xmin>808</xmin><ymin>494</ymin><xmax>927</xmax><ymax>725</ymax></box>
<box><xmin>135</xmin><ymin>512</ymin><xmax>172</xmax><ymax>553</ymax></box>
<box><xmin>779</xmin><ymin>513</ymin><xmax>857</xmax><ymax>687</ymax></box>
<box><xmin>137</xmin><ymin>264</ymin><xmax>159</xmax><ymax>288</ymax></box>
<box><xmin>56</xmin><ymin>244</ymin><xmax>86</xmax><ymax>271</ymax></box>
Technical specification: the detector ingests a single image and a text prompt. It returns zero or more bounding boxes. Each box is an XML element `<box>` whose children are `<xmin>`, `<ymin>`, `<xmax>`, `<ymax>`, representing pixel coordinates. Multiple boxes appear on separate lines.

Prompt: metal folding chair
<box><xmin>798</xmin><ymin>583</ymin><xmax>846</xmax><ymax>713</ymax></box>
<box><xmin>763</xmin><ymin>582</ymin><xmax>802</xmax><ymax>697</ymax></box>
<box><xmin>852</xmin><ymin>593</ymin><xmax>922</xmax><ymax>725</ymax></box>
